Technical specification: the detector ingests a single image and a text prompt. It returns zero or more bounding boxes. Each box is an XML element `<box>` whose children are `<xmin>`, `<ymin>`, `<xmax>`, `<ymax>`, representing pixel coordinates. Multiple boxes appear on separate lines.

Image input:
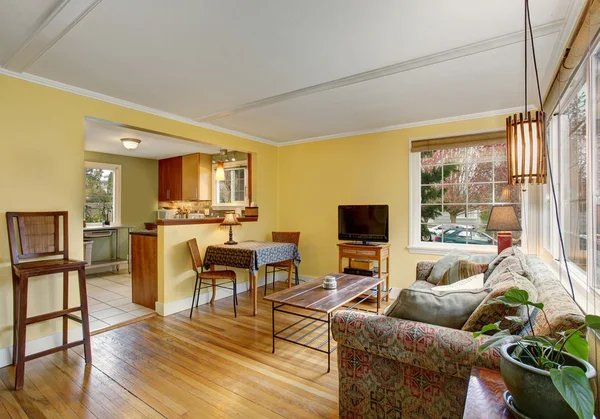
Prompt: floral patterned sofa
<box><xmin>331</xmin><ymin>255</ymin><xmax>584</xmax><ymax>418</ymax></box>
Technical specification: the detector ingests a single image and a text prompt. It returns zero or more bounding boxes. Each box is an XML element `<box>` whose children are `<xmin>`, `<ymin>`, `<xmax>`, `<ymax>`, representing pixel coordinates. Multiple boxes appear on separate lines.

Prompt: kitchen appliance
<box><xmin>157</xmin><ymin>209</ymin><xmax>178</xmax><ymax>219</ymax></box>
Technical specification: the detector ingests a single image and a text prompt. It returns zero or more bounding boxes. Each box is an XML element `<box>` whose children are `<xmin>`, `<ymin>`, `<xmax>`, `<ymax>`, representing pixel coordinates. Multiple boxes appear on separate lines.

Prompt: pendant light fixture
<box><xmin>506</xmin><ymin>0</ymin><xmax>546</xmax><ymax>187</ymax></box>
<box><xmin>215</xmin><ymin>149</ymin><xmax>226</xmax><ymax>181</ymax></box>
<box><xmin>515</xmin><ymin>0</ymin><xmax>575</xmax><ymax>300</ymax></box>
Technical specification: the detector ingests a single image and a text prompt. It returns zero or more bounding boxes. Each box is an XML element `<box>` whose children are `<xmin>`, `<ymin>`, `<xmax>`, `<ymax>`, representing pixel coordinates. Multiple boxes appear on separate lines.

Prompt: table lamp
<box><xmin>220</xmin><ymin>211</ymin><xmax>241</xmax><ymax>245</ymax></box>
<box><xmin>486</xmin><ymin>205</ymin><xmax>522</xmax><ymax>254</ymax></box>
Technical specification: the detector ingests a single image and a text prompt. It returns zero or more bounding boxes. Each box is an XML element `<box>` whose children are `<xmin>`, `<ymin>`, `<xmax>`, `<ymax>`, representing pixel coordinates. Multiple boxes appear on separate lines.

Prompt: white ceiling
<box><xmin>84</xmin><ymin>119</ymin><xmax>221</xmax><ymax>159</ymax></box>
<box><xmin>0</xmin><ymin>0</ymin><xmax>584</xmax><ymax>144</ymax></box>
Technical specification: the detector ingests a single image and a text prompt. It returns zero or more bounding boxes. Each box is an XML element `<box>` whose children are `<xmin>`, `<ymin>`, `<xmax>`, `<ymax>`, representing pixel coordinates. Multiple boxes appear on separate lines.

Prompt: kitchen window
<box><xmin>409</xmin><ymin>132</ymin><xmax>522</xmax><ymax>254</ymax></box>
<box><xmin>84</xmin><ymin>161</ymin><xmax>121</xmax><ymax>225</ymax></box>
<box><xmin>213</xmin><ymin>162</ymin><xmax>248</xmax><ymax>208</ymax></box>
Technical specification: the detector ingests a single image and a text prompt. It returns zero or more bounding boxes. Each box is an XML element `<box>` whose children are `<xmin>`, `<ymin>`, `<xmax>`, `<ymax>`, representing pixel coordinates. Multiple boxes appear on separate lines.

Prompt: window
<box><xmin>410</xmin><ymin>138</ymin><xmax>522</xmax><ymax>252</ymax></box>
<box><xmin>559</xmin><ymin>79</ymin><xmax>588</xmax><ymax>273</ymax></box>
<box><xmin>84</xmin><ymin>162</ymin><xmax>121</xmax><ymax>225</ymax></box>
<box><xmin>213</xmin><ymin>162</ymin><xmax>248</xmax><ymax>207</ymax></box>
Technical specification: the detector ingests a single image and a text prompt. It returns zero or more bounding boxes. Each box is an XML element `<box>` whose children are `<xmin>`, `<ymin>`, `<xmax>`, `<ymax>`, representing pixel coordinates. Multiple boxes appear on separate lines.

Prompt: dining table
<box><xmin>203</xmin><ymin>241</ymin><xmax>301</xmax><ymax>315</ymax></box>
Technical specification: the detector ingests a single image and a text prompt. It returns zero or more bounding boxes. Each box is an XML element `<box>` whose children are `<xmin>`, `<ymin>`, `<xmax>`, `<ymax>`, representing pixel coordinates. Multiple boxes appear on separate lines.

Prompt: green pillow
<box><xmin>385</xmin><ymin>287</ymin><xmax>491</xmax><ymax>329</ymax></box>
<box><xmin>437</xmin><ymin>260</ymin><xmax>489</xmax><ymax>286</ymax></box>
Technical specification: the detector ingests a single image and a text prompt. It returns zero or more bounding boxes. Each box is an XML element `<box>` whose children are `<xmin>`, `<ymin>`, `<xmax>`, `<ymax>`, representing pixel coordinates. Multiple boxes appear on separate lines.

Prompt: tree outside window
<box><xmin>420</xmin><ymin>144</ymin><xmax>521</xmax><ymax>245</ymax></box>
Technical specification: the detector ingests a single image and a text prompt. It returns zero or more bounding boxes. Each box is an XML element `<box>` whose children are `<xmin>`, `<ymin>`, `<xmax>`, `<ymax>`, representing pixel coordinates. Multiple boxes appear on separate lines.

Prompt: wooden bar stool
<box><xmin>264</xmin><ymin>232</ymin><xmax>300</xmax><ymax>295</ymax></box>
<box><xmin>6</xmin><ymin>211</ymin><xmax>92</xmax><ymax>390</ymax></box>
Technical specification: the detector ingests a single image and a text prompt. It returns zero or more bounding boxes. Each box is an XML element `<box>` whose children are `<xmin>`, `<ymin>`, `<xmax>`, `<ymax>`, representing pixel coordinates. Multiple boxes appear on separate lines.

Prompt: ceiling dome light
<box><xmin>121</xmin><ymin>138</ymin><xmax>141</xmax><ymax>150</ymax></box>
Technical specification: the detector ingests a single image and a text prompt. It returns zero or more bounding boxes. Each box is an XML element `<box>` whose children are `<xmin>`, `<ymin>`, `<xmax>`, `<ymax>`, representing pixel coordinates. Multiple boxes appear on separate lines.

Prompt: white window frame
<box><xmin>211</xmin><ymin>161</ymin><xmax>249</xmax><ymax>209</ymax></box>
<box><xmin>84</xmin><ymin>161</ymin><xmax>122</xmax><ymax>226</ymax></box>
<box><xmin>408</xmin><ymin>131</ymin><xmax>526</xmax><ymax>255</ymax></box>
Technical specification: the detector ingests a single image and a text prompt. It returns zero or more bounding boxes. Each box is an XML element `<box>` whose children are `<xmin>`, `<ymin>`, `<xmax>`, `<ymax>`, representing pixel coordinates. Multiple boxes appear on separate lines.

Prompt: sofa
<box><xmin>331</xmin><ymin>254</ymin><xmax>584</xmax><ymax>418</ymax></box>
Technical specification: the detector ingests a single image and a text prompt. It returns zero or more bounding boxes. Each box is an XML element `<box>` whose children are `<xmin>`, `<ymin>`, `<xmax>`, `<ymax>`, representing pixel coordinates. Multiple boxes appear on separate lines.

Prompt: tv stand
<box><xmin>338</xmin><ymin>242</ymin><xmax>390</xmax><ymax>300</ymax></box>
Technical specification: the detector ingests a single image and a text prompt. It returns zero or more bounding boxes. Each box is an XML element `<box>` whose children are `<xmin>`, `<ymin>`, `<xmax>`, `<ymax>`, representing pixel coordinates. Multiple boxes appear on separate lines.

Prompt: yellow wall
<box><xmin>277</xmin><ymin>115</ymin><xmax>508</xmax><ymax>291</ymax></box>
<box><xmin>0</xmin><ymin>74</ymin><xmax>278</xmax><ymax>350</ymax></box>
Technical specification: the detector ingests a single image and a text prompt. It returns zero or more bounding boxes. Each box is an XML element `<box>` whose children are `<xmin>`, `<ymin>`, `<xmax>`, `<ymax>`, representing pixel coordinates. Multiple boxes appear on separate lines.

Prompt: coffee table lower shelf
<box><xmin>271</xmin><ymin>289</ymin><xmax>381</xmax><ymax>373</ymax></box>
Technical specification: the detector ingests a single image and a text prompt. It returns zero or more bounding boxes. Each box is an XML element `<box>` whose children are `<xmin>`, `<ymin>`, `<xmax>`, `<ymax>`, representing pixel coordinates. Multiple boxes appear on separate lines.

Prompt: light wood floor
<box><xmin>0</xmin><ymin>282</ymin><xmax>384</xmax><ymax>418</ymax></box>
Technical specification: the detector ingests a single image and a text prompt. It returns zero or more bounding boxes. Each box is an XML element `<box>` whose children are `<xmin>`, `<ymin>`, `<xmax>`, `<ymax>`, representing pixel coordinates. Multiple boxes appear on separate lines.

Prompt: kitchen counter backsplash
<box><xmin>158</xmin><ymin>201</ymin><xmax>243</xmax><ymax>218</ymax></box>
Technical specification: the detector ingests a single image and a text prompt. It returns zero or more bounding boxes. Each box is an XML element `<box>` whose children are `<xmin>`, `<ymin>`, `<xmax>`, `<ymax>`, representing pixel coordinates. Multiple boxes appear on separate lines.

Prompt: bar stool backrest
<box><xmin>6</xmin><ymin>211</ymin><xmax>69</xmax><ymax>265</ymax></box>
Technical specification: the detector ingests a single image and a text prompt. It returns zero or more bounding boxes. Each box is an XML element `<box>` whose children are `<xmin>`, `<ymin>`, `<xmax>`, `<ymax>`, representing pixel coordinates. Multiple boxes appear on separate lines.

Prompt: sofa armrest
<box><xmin>332</xmin><ymin>311</ymin><xmax>500</xmax><ymax>380</ymax></box>
<box><xmin>416</xmin><ymin>260</ymin><xmax>436</xmax><ymax>282</ymax></box>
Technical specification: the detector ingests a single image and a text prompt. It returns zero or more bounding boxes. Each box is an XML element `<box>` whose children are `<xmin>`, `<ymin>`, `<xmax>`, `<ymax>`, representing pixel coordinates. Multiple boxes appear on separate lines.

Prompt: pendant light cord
<box><xmin>526</xmin><ymin>0</ymin><xmax>576</xmax><ymax>300</ymax></box>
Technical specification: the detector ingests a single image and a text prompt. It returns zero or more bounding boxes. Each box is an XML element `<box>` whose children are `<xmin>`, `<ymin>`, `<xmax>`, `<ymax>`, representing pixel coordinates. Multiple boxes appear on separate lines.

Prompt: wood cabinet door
<box><xmin>181</xmin><ymin>154</ymin><xmax>200</xmax><ymax>200</ymax></box>
<box><xmin>198</xmin><ymin>153</ymin><xmax>212</xmax><ymax>200</ymax></box>
<box><xmin>158</xmin><ymin>157</ymin><xmax>182</xmax><ymax>201</ymax></box>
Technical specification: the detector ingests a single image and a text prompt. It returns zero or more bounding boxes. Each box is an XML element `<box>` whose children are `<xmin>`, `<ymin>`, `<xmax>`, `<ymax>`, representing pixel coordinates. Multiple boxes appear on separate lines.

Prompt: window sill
<box><xmin>408</xmin><ymin>242</ymin><xmax>497</xmax><ymax>255</ymax></box>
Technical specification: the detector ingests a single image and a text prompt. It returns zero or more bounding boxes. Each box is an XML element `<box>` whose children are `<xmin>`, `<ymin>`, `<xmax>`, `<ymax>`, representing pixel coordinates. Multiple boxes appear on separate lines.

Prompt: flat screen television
<box><xmin>338</xmin><ymin>205</ymin><xmax>389</xmax><ymax>244</ymax></box>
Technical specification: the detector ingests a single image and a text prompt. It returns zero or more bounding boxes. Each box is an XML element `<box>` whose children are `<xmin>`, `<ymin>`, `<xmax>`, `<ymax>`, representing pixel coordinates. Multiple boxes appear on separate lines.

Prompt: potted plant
<box><xmin>474</xmin><ymin>288</ymin><xmax>599</xmax><ymax>419</ymax></box>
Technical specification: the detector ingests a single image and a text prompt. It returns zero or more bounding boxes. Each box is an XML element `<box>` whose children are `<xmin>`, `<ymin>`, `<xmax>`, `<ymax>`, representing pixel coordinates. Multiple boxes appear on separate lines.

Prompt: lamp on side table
<box><xmin>486</xmin><ymin>205</ymin><xmax>522</xmax><ymax>254</ymax></box>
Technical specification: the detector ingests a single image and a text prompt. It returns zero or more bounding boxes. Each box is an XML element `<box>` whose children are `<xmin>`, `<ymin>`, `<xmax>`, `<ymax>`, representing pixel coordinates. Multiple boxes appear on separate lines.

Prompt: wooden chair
<box><xmin>187</xmin><ymin>239</ymin><xmax>238</xmax><ymax>318</ymax></box>
<box><xmin>264</xmin><ymin>232</ymin><xmax>300</xmax><ymax>296</ymax></box>
<box><xmin>6</xmin><ymin>211</ymin><xmax>92</xmax><ymax>390</ymax></box>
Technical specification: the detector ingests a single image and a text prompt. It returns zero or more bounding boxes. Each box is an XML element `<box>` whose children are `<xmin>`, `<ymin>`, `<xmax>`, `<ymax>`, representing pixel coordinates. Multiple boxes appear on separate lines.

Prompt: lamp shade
<box><xmin>486</xmin><ymin>205</ymin><xmax>522</xmax><ymax>232</ymax></box>
<box><xmin>120</xmin><ymin>138</ymin><xmax>141</xmax><ymax>150</ymax></box>
<box><xmin>220</xmin><ymin>211</ymin><xmax>241</xmax><ymax>227</ymax></box>
<box><xmin>215</xmin><ymin>161</ymin><xmax>225</xmax><ymax>181</ymax></box>
<box><xmin>506</xmin><ymin>111</ymin><xmax>547</xmax><ymax>185</ymax></box>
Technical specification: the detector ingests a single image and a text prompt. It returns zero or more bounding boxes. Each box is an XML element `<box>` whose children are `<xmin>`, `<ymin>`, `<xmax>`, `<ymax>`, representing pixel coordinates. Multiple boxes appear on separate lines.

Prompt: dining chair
<box><xmin>187</xmin><ymin>238</ymin><xmax>238</xmax><ymax>318</ymax></box>
<box><xmin>6</xmin><ymin>211</ymin><xmax>92</xmax><ymax>390</ymax></box>
<box><xmin>264</xmin><ymin>231</ymin><xmax>300</xmax><ymax>296</ymax></box>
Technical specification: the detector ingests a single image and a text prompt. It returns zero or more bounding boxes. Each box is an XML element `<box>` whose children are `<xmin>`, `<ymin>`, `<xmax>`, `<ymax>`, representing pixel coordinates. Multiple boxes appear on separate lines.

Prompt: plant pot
<box><xmin>500</xmin><ymin>343</ymin><xmax>597</xmax><ymax>419</ymax></box>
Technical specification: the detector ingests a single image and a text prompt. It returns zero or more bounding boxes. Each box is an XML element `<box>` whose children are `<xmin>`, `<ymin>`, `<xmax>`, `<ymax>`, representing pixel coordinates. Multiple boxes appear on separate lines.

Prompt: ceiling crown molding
<box><xmin>0</xmin><ymin>67</ymin><xmax>278</xmax><ymax>146</ymax></box>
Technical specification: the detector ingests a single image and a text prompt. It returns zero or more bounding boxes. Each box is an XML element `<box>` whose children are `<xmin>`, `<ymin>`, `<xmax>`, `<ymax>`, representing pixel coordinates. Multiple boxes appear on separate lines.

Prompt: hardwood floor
<box><xmin>0</xmin><ymin>282</ymin><xmax>382</xmax><ymax>418</ymax></box>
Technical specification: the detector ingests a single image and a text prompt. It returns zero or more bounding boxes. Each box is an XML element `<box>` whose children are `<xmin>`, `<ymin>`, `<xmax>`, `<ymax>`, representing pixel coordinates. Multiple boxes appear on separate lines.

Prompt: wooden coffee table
<box><xmin>263</xmin><ymin>273</ymin><xmax>385</xmax><ymax>372</ymax></box>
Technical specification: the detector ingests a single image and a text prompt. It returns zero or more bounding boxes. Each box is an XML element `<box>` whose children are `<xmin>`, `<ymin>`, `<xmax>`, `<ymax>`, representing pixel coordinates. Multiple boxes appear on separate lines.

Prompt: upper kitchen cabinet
<box><xmin>159</xmin><ymin>153</ymin><xmax>211</xmax><ymax>201</ymax></box>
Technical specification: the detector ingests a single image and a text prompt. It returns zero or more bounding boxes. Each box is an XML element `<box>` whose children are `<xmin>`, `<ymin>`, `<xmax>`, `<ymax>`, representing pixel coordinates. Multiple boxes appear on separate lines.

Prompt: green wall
<box><xmin>84</xmin><ymin>151</ymin><xmax>158</xmax><ymax>262</ymax></box>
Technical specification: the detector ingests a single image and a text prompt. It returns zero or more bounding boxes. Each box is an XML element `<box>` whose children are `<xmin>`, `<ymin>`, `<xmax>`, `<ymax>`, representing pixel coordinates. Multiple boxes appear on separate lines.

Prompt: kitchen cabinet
<box><xmin>159</xmin><ymin>156</ymin><xmax>182</xmax><ymax>201</ymax></box>
<box><xmin>159</xmin><ymin>153</ymin><xmax>212</xmax><ymax>201</ymax></box>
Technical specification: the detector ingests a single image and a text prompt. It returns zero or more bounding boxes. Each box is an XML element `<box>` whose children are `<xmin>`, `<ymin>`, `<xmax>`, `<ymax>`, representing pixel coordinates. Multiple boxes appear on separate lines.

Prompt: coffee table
<box><xmin>263</xmin><ymin>273</ymin><xmax>385</xmax><ymax>372</ymax></box>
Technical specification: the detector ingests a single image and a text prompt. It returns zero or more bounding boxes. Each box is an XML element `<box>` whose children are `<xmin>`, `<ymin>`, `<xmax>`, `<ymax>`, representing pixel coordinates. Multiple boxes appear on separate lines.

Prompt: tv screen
<box><xmin>338</xmin><ymin>205</ymin><xmax>389</xmax><ymax>243</ymax></box>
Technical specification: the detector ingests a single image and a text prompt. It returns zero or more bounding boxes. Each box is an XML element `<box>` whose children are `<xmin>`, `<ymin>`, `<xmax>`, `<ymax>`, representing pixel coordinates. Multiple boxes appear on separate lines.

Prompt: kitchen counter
<box><xmin>156</xmin><ymin>217</ymin><xmax>258</xmax><ymax>226</ymax></box>
<box><xmin>84</xmin><ymin>224</ymin><xmax>135</xmax><ymax>231</ymax></box>
<box><xmin>130</xmin><ymin>230</ymin><xmax>158</xmax><ymax>236</ymax></box>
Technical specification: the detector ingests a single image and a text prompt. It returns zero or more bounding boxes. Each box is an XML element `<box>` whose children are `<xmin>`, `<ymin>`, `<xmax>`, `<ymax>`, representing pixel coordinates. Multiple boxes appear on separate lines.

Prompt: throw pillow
<box><xmin>484</xmin><ymin>246</ymin><xmax>518</xmax><ymax>280</ymax></box>
<box><xmin>437</xmin><ymin>260</ymin><xmax>489</xmax><ymax>286</ymax></box>
<box><xmin>485</xmin><ymin>256</ymin><xmax>529</xmax><ymax>287</ymax></box>
<box><xmin>426</xmin><ymin>249</ymin><xmax>470</xmax><ymax>284</ymax></box>
<box><xmin>462</xmin><ymin>269</ymin><xmax>538</xmax><ymax>334</ymax></box>
<box><xmin>385</xmin><ymin>287</ymin><xmax>491</xmax><ymax>329</ymax></box>
<box><xmin>433</xmin><ymin>273</ymin><xmax>484</xmax><ymax>291</ymax></box>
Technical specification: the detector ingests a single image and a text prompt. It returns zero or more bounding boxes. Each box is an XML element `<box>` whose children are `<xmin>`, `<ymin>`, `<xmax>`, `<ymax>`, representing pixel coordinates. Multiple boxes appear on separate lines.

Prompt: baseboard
<box><xmin>0</xmin><ymin>327</ymin><xmax>84</xmax><ymax>369</ymax></box>
<box><xmin>156</xmin><ymin>271</ymin><xmax>299</xmax><ymax>316</ymax></box>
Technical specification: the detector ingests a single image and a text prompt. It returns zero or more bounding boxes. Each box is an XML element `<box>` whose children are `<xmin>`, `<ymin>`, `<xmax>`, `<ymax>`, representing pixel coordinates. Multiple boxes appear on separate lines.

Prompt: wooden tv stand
<box><xmin>337</xmin><ymin>242</ymin><xmax>390</xmax><ymax>300</ymax></box>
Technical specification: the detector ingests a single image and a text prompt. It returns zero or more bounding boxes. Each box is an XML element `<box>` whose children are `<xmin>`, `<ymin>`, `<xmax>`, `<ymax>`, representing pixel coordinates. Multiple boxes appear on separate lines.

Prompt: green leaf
<box><xmin>473</xmin><ymin>323</ymin><xmax>501</xmax><ymax>338</ymax></box>
<box><xmin>563</xmin><ymin>332</ymin><xmax>589</xmax><ymax>360</ymax></box>
<box><xmin>585</xmin><ymin>315</ymin><xmax>600</xmax><ymax>331</ymax></box>
<box><xmin>505</xmin><ymin>316</ymin><xmax>525</xmax><ymax>326</ymax></box>
<box><xmin>525</xmin><ymin>301</ymin><xmax>544</xmax><ymax>310</ymax></box>
<box><xmin>486</xmin><ymin>296</ymin><xmax>523</xmax><ymax>307</ymax></box>
<box><xmin>521</xmin><ymin>336</ymin><xmax>556</xmax><ymax>347</ymax></box>
<box><xmin>477</xmin><ymin>330</ymin><xmax>520</xmax><ymax>353</ymax></box>
<box><xmin>550</xmin><ymin>366</ymin><xmax>594</xmax><ymax>419</ymax></box>
<box><xmin>504</xmin><ymin>288</ymin><xmax>529</xmax><ymax>303</ymax></box>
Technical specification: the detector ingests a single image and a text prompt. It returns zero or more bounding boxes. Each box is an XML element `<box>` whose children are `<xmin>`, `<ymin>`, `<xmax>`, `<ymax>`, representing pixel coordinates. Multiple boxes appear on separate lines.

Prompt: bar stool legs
<box><xmin>12</xmin><ymin>270</ymin><xmax>92</xmax><ymax>390</ymax></box>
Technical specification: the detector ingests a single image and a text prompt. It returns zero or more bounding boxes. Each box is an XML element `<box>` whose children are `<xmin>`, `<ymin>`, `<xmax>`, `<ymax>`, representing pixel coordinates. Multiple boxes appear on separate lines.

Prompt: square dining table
<box><xmin>203</xmin><ymin>241</ymin><xmax>301</xmax><ymax>315</ymax></box>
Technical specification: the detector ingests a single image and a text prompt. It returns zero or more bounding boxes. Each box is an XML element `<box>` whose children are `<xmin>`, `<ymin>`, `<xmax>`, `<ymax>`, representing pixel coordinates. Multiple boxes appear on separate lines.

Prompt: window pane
<box><xmin>233</xmin><ymin>168</ymin><xmax>245</xmax><ymax>202</ymax></box>
<box><xmin>468</xmin><ymin>183</ymin><xmax>493</xmax><ymax>203</ymax></box>
<box><xmin>495</xmin><ymin>183</ymin><xmax>521</xmax><ymax>203</ymax></box>
<box><xmin>561</xmin><ymin>82</ymin><xmax>587</xmax><ymax>272</ymax></box>
<box><xmin>419</xmin><ymin>142</ymin><xmax>522</xmax><ymax>246</ymax></box>
<box><xmin>85</xmin><ymin>168</ymin><xmax>115</xmax><ymax>224</ymax></box>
